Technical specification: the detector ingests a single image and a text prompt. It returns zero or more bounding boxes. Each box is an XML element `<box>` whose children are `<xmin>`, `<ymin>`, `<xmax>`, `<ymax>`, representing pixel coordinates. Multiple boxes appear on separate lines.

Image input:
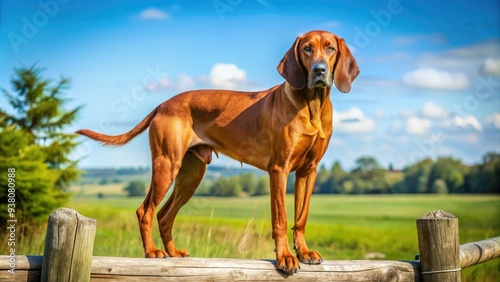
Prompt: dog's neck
<box><xmin>304</xmin><ymin>87</ymin><xmax>330</xmax><ymax>139</ymax></box>
<box><xmin>282</xmin><ymin>83</ymin><xmax>331</xmax><ymax>139</ymax></box>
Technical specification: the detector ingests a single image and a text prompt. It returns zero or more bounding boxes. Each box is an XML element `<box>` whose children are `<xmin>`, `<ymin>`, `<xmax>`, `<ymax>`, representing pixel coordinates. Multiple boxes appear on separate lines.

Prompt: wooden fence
<box><xmin>1</xmin><ymin>208</ymin><xmax>499</xmax><ymax>281</ymax></box>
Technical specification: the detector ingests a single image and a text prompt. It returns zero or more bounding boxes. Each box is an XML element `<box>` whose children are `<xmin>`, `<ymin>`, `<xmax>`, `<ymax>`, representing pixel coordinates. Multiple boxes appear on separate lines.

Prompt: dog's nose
<box><xmin>312</xmin><ymin>63</ymin><xmax>327</xmax><ymax>75</ymax></box>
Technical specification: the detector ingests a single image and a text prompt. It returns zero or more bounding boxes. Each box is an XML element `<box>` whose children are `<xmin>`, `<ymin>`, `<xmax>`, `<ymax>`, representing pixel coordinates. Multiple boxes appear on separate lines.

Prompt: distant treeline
<box><xmin>197</xmin><ymin>152</ymin><xmax>500</xmax><ymax>196</ymax></box>
<box><xmin>312</xmin><ymin>152</ymin><xmax>499</xmax><ymax>194</ymax></box>
<box><xmin>82</xmin><ymin>167</ymin><xmax>151</xmax><ymax>178</ymax></box>
<box><xmin>197</xmin><ymin>173</ymin><xmax>270</xmax><ymax>197</ymax></box>
<box><xmin>81</xmin><ymin>152</ymin><xmax>499</xmax><ymax>196</ymax></box>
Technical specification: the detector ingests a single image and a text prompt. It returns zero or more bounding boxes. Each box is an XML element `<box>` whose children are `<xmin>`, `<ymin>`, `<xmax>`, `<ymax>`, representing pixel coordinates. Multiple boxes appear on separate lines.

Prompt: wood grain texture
<box><xmin>2</xmin><ymin>242</ymin><xmax>499</xmax><ymax>282</ymax></box>
<box><xmin>0</xmin><ymin>256</ymin><xmax>42</xmax><ymax>282</ymax></box>
<box><xmin>91</xmin><ymin>257</ymin><xmax>419</xmax><ymax>281</ymax></box>
<box><xmin>460</xmin><ymin>236</ymin><xmax>500</xmax><ymax>268</ymax></box>
<box><xmin>416</xmin><ymin>210</ymin><xmax>460</xmax><ymax>282</ymax></box>
<box><xmin>1</xmin><ymin>256</ymin><xmax>418</xmax><ymax>281</ymax></box>
<box><xmin>40</xmin><ymin>208</ymin><xmax>96</xmax><ymax>282</ymax></box>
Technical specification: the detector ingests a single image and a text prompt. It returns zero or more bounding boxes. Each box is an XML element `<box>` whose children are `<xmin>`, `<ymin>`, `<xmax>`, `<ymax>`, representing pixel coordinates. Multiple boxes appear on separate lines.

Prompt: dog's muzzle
<box><xmin>308</xmin><ymin>62</ymin><xmax>332</xmax><ymax>88</ymax></box>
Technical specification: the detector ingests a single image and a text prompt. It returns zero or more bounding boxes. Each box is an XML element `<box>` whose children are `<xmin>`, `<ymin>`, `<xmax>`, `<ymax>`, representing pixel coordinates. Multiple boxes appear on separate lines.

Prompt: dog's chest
<box><xmin>288</xmin><ymin>129</ymin><xmax>329</xmax><ymax>170</ymax></box>
<box><xmin>289</xmin><ymin>109</ymin><xmax>332</xmax><ymax>168</ymax></box>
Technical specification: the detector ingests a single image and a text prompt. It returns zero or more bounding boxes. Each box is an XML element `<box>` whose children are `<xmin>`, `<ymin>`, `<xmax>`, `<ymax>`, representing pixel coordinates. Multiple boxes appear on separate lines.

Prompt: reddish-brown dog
<box><xmin>77</xmin><ymin>30</ymin><xmax>359</xmax><ymax>273</ymax></box>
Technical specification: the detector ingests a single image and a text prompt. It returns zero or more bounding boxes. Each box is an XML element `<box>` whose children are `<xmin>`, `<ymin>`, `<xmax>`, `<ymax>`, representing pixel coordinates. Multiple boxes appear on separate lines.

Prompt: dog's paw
<box><xmin>276</xmin><ymin>253</ymin><xmax>300</xmax><ymax>274</ymax></box>
<box><xmin>296</xmin><ymin>248</ymin><xmax>323</xmax><ymax>264</ymax></box>
<box><xmin>145</xmin><ymin>249</ymin><xmax>168</xmax><ymax>258</ymax></box>
<box><xmin>168</xmin><ymin>248</ymin><xmax>190</xmax><ymax>257</ymax></box>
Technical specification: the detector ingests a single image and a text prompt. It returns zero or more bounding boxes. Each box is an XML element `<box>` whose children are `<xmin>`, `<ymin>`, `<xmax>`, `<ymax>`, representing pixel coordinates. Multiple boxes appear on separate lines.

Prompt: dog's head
<box><xmin>277</xmin><ymin>30</ymin><xmax>360</xmax><ymax>93</ymax></box>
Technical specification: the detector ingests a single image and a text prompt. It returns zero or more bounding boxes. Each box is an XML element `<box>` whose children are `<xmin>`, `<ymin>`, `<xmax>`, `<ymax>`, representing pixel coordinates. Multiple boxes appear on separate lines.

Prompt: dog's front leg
<box><xmin>293</xmin><ymin>169</ymin><xmax>323</xmax><ymax>264</ymax></box>
<box><xmin>269</xmin><ymin>165</ymin><xmax>299</xmax><ymax>273</ymax></box>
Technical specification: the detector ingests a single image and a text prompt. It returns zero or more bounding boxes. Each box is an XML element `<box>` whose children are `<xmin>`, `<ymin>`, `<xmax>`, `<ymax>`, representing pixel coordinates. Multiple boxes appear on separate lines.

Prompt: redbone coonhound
<box><xmin>77</xmin><ymin>30</ymin><xmax>359</xmax><ymax>273</ymax></box>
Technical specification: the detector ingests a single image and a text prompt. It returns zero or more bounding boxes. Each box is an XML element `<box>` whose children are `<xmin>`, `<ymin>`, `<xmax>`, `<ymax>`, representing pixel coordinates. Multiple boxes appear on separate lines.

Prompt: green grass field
<box><xmin>9</xmin><ymin>193</ymin><xmax>500</xmax><ymax>281</ymax></box>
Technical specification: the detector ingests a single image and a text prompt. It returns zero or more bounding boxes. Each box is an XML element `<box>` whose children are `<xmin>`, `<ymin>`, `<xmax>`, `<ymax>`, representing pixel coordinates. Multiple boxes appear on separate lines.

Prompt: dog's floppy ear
<box><xmin>277</xmin><ymin>36</ymin><xmax>306</xmax><ymax>90</ymax></box>
<box><xmin>333</xmin><ymin>37</ymin><xmax>360</xmax><ymax>93</ymax></box>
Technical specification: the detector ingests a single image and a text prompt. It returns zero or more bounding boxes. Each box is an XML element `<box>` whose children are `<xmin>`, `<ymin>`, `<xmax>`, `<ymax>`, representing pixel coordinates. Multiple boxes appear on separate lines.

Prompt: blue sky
<box><xmin>1</xmin><ymin>0</ymin><xmax>499</xmax><ymax>170</ymax></box>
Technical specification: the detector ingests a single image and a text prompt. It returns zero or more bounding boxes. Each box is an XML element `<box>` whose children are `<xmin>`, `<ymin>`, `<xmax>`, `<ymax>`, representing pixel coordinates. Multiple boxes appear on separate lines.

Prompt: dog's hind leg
<box><xmin>157</xmin><ymin>149</ymin><xmax>207</xmax><ymax>257</ymax></box>
<box><xmin>136</xmin><ymin>119</ymin><xmax>186</xmax><ymax>258</ymax></box>
<box><xmin>136</xmin><ymin>154</ymin><xmax>181</xmax><ymax>258</ymax></box>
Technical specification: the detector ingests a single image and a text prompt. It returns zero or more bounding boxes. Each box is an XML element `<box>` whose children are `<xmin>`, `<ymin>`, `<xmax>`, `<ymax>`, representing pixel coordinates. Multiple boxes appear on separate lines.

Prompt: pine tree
<box><xmin>0</xmin><ymin>65</ymin><xmax>81</xmax><ymax>189</ymax></box>
<box><xmin>0</xmin><ymin>66</ymin><xmax>81</xmax><ymax>226</ymax></box>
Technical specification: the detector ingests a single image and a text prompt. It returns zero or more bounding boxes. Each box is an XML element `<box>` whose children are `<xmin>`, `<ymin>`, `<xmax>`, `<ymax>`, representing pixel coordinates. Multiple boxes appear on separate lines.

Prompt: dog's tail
<box><xmin>76</xmin><ymin>107</ymin><xmax>158</xmax><ymax>146</ymax></box>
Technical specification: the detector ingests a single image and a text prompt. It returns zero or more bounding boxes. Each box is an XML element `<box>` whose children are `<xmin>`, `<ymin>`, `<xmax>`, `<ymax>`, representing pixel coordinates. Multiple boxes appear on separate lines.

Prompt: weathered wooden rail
<box><xmin>1</xmin><ymin>208</ymin><xmax>499</xmax><ymax>281</ymax></box>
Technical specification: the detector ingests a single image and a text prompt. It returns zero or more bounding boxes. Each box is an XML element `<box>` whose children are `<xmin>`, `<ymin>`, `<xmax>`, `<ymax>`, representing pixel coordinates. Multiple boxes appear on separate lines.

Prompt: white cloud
<box><xmin>136</xmin><ymin>8</ymin><xmax>169</xmax><ymax>20</ymax></box>
<box><xmin>393</xmin><ymin>35</ymin><xmax>423</xmax><ymax>46</ymax></box>
<box><xmin>144</xmin><ymin>74</ymin><xmax>195</xmax><ymax>93</ymax></box>
<box><xmin>418</xmin><ymin>40</ymin><xmax>500</xmax><ymax>74</ymax></box>
<box><xmin>393</xmin><ymin>33</ymin><xmax>445</xmax><ymax>46</ymax></box>
<box><xmin>371</xmin><ymin>52</ymin><xmax>409</xmax><ymax>62</ymax></box>
<box><xmin>209</xmin><ymin>63</ymin><xmax>247</xmax><ymax>89</ymax></box>
<box><xmin>374</xmin><ymin>109</ymin><xmax>385</xmax><ymax>119</ymax></box>
<box><xmin>361</xmin><ymin>135</ymin><xmax>374</xmax><ymax>142</ymax></box>
<box><xmin>389</xmin><ymin>121</ymin><xmax>402</xmax><ymax>133</ymax></box>
<box><xmin>462</xmin><ymin>133</ymin><xmax>480</xmax><ymax>144</ymax></box>
<box><xmin>402</xmin><ymin>67</ymin><xmax>470</xmax><ymax>90</ymax></box>
<box><xmin>447</xmin><ymin>133</ymin><xmax>481</xmax><ymax>144</ymax></box>
<box><xmin>357</xmin><ymin>77</ymin><xmax>400</xmax><ymax>88</ymax></box>
<box><xmin>335</xmin><ymin>107</ymin><xmax>366</xmax><ymax>122</ymax></box>
<box><xmin>400</xmin><ymin>109</ymin><xmax>416</xmax><ymax>118</ymax></box>
<box><xmin>334</xmin><ymin>107</ymin><xmax>376</xmax><ymax>134</ymax></box>
<box><xmin>486</xmin><ymin>113</ymin><xmax>500</xmax><ymax>129</ymax></box>
<box><xmin>421</xmin><ymin>101</ymin><xmax>448</xmax><ymax>119</ymax></box>
<box><xmin>441</xmin><ymin>115</ymin><xmax>482</xmax><ymax>131</ymax></box>
<box><xmin>145</xmin><ymin>63</ymin><xmax>256</xmax><ymax>92</ymax></box>
<box><xmin>330</xmin><ymin>137</ymin><xmax>345</xmax><ymax>146</ymax></box>
<box><xmin>406</xmin><ymin>116</ymin><xmax>431</xmax><ymax>135</ymax></box>
<box><xmin>176</xmin><ymin>74</ymin><xmax>196</xmax><ymax>91</ymax></box>
<box><xmin>144</xmin><ymin>75</ymin><xmax>172</xmax><ymax>91</ymax></box>
<box><xmin>481</xmin><ymin>58</ymin><xmax>500</xmax><ymax>75</ymax></box>
<box><xmin>317</xmin><ymin>21</ymin><xmax>340</xmax><ymax>29</ymax></box>
<box><xmin>447</xmin><ymin>40</ymin><xmax>499</xmax><ymax>62</ymax></box>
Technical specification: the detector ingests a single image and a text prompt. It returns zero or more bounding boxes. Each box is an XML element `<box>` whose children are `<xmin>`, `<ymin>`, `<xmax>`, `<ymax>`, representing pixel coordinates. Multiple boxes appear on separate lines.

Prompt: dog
<box><xmin>77</xmin><ymin>30</ymin><xmax>359</xmax><ymax>273</ymax></box>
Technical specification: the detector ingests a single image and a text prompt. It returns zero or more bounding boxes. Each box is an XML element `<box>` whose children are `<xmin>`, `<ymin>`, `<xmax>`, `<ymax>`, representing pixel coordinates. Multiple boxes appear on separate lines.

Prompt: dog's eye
<box><xmin>327</xmin><ymin>46</ymin><xmax>335</xmax><ymax>53</ymax></box>
<box><xmin>304</xmin><ymin>45</ymin><xmax>312</xmax><ymax>53</ymax></box>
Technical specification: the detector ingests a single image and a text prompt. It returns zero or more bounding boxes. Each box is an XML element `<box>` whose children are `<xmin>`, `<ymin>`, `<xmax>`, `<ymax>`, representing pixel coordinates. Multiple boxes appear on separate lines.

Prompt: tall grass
<box><xmin>1</xmin><ymin>194</ymin><xmax>498</xmax><ymax>281</ymax></box>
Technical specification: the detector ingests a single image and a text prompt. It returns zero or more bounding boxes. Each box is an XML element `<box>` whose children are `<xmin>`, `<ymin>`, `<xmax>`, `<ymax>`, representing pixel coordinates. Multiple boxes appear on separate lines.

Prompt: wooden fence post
<box><xmin>41</xmin><ymin>208</ymin><xmax>97</xmax><ymax>282</ymax></box>
<box><xmin>416</xmin><ymin>210</ymin><xmax>460</xmax><ymax>282</ymax></box>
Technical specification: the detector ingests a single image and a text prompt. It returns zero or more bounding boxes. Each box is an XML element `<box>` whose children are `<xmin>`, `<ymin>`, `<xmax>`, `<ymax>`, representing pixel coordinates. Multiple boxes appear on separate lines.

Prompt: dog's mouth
<box><xmin>308</xmin><ymin>76</ymin><xmax>332</xmax><ymax>89</ymax></box>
